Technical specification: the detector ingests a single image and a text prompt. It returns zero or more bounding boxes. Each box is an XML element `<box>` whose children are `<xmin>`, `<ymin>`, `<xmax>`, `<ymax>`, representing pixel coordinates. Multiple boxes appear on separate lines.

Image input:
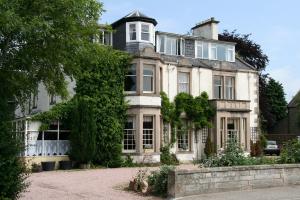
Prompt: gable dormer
<box><xmin>111</xmin><ymin>11</ymin><xmax>157</xmax><ymax>52</ymax></box>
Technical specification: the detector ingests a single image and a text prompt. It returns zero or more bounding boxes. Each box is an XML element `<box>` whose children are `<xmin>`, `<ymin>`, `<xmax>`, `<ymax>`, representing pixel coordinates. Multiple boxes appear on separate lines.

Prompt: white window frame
<box><xmin>143</xmin><ymin>64</ymin><xmax>155</xmax><ymax>93</ymax></box>
<box><xmin>123</xmin><ymin>116</ymin><xmax>136</xmax><ymax>153</ymax></box>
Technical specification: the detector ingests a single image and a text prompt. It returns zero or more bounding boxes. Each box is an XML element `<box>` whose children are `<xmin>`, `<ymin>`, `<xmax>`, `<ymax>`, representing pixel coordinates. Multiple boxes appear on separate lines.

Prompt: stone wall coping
<box><xmin>172</xmin><ymin>164</ymin><xmax>300</xmax><ymax>174</ymax></box>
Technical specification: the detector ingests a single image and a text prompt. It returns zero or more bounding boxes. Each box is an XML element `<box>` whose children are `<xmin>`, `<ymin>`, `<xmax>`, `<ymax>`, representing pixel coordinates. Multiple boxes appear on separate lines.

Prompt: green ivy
<box><xmin>31</xmin><ymin>101</ymin><xmax>74</xmax><ymax>131</ymax></box>
<box><xmin>160</xmin><ymin>91</ymin><xmax>215</xmax><ymax>145</ymax></box>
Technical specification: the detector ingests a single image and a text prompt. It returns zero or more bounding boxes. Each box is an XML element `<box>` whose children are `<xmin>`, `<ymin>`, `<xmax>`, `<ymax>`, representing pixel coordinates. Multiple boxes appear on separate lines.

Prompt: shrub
<box><xmin>148</xmin><ymin>165</ymin><xmax>175</xmax><ymax>197</ymax></box>
<box><xmin>279</xmin><ymin>139</ymin><xmax>300</xmax><ymax>163</ymax></box>
<box><xmin>160</xmin><ymin>145</ymin><xmax>179</xmax><ymax>165</ymax></box>
<box><xmin>202</xmin><ymin>139</ymin><xmax>248</xmax><ymax>167</ymax></box>
<box><xmin>122</xmin><ymin>155</ymin><xmax>137</xmax><ymax>167</ymax></box>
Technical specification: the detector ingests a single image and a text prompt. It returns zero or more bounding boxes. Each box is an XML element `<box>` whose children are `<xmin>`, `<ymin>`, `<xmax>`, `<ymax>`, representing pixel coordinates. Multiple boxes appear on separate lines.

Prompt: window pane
<box><xmin>210</xmin><ymin>44</ymin><xmax>217</xmax><ymax>60</ymax></box>
<box><xmin>166</xmin><ymin>37</ymin><xmax>177</xmax><ymax>55</ymax></box>
<box><xmin>196</xmin><ymin>43</ymin><xmax>203</xmax><ymax>58</ymax></box>
<box><xmin>125</xmin><ymin>64</ymin><xmax>136</xmax><ymax>92</ymax></box>
<box><xmin>158</xmin><ymin>35</ymin><xmax>165</xmax><ymax>52</ymax></box>
<box><xmin>141</xmin><ymin>24</ymin><xmax>150</xmax><ymax>41</ymax></box>
<box><xmin>178</xmin><ymin>72</ymin><xmax>189</xmax><ymax>93</ymax></box>
<box><xmin>217</xmin><ymin>45</ymin><xmax>226</xmax><ymax>61</ymax></box>
<box><xmin>143</xmin><ymin>116</ymin><xmax>153</xmax><ymax>149</ymax></box>
<box><xmin>214</xmin><ymin>76</ymin><xmax>223</xmax><ymax>99</ymax></box>
<box><xmin>104</xmin><ymin>31</ymin><xmax>111</xmax><ymax>45</ymax></box>
<box><xmin>143</xmin><ymin>65</ymin><xmax>154</xmax><ymax>92</ymax></box>
<box><xmin>129</xmin><ymin>24</ymin><xmax>136</xmax><ymax>40</ymax></box>
<box><xmin>228</xmin><ymin>48</ymin><xmax>234</xmax><ymax>62</ymax></box>
<box><xmin>225</xmin><ymin>77</ymin><xmax>234</xmax><ymax>99</ymax></box>
<box><xmin>124</xmin><ymin>116</ymin><xmax>136</xmax><ymax>150</ymax></box>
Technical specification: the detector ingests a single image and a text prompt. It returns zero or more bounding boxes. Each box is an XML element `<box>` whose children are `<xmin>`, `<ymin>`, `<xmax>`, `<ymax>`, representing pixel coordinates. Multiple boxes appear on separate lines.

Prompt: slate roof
<box><xmin>111</xmin><ymin>10</ymin><xmax>157</xmax><ymax>28</ymax></box>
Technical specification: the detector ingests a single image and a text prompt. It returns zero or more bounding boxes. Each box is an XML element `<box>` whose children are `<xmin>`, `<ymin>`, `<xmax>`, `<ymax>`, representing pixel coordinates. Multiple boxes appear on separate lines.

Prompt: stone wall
<box><xmin>168</xmin><ymin>164</ymin><xmax>300</xmax><ymax>199</ymax></box>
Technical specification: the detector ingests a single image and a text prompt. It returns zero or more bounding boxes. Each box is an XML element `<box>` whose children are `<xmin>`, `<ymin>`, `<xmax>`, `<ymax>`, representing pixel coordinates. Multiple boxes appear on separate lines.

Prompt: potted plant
<box><xmin>41</xmin><ymin>161</ymin><xmax>56</xmax><ymax>171</ymax></box>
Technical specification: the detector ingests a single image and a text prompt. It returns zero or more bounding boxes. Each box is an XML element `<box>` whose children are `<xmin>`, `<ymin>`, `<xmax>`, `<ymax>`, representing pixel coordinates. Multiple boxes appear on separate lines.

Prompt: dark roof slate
<box><xmin>111</xmin><ymin>10</ymin><xmax>157</xmax><ymax>28</ymax></box>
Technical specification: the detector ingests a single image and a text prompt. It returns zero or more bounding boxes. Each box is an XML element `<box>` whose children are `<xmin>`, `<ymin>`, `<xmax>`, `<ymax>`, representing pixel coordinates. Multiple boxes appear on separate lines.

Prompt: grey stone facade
<box><xmin>168</xmin><ymin>164</ymin><xmax>300</xmax><ymax>199</ymax></box>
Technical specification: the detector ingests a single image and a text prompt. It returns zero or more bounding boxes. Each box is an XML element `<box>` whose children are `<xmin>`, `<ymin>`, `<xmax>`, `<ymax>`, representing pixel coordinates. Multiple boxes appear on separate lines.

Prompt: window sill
<box><xmin>176</xmin><ymin>150</ymin><xmax>194</xmax><ymax>154</ymax></box>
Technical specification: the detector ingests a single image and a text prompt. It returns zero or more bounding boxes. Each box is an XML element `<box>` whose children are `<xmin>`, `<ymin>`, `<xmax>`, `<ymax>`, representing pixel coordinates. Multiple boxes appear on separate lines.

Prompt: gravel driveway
<box><xmin>20</xmin><ymin>167</ymin><xmax>163</xmax><ymax>200</ymax></box>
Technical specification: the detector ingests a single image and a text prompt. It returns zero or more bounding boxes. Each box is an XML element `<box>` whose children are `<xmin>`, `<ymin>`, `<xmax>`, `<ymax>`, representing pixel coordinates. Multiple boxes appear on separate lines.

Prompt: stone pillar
<box><xmin>137</xmin><ymin>112</ymin><xmax>143</xmax><ymax>154</ymax></box>
<box><xmin>155</xmin><ymin>114</ymin><xmax>161</xmax><ymax>152</ymax></box>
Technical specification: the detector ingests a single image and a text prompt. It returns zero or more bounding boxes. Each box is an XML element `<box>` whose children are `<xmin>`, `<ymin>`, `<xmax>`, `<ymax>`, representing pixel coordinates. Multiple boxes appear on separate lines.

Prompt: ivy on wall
<box><xmin>160</xmin><ymin>91</ymin><xmax>215</xmax><ymax>145</ymax></box>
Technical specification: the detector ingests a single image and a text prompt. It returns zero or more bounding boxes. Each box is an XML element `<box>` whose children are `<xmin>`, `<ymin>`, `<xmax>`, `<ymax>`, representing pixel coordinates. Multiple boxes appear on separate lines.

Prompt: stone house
<box><xmin>14</xmin><ymin>11</ymin><xmax>259</xmax><ymax>164</ymax></box>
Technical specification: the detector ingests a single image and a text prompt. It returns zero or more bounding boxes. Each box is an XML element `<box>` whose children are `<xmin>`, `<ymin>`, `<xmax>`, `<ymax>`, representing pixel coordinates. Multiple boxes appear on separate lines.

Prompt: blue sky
<box><xmin>99</xmin><ymin>0</ymin><xmax>300</xmax><ymax>102</ymax></box>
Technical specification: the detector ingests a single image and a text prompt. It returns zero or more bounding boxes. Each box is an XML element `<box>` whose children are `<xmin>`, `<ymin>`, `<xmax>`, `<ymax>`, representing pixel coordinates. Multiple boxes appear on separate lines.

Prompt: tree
<box><xmin>0</xmin><ymin>0</ymin><xmax>104</xmax><ymax>198</ymax></box>
<box><xmin>219</xmin><ymin>30</ymin><xmax>287</xmax><ymax>132</ymax></box>
<box><xmin>69</xmin><ymin>97</ymin><xmax>96</xmax><ymax>165</ymax></box>
<box><xmin>263</xmin><ymin>77</ymin><xmax>287</xmax><ymax>130</ymax></box>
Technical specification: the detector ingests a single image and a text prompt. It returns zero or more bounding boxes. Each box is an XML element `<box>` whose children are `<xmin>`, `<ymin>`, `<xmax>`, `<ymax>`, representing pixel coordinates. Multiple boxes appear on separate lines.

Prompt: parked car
<box><xmin>264</xmin><ymin>140</ymin><xmax>280</xmax><ymax>156</ymax></box>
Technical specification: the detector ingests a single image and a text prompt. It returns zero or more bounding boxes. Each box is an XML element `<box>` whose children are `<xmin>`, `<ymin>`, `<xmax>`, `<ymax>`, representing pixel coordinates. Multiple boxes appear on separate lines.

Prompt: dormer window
<box><xmin>195</xmin><ymin>41</ymin><xmax>235</xmax><ymax>62</ymax></box>
<box><xmin>129</xmin><ymin>24</ymin><xmax>137</xmax><ymax>41</ymax></box>
<box><xmin>126</xmin><ymin>22</ymin><xmax>154</xmax><ymax>43</ymax></box>
<box><xmin>157</xmin><ymin>35</ymin><xmax>185</xmax><ymax>56</ymax></box>
<box><xmin>141</xmin><ymin>24</ymin><xmax>150</xmax><ymax>41</ymax></box>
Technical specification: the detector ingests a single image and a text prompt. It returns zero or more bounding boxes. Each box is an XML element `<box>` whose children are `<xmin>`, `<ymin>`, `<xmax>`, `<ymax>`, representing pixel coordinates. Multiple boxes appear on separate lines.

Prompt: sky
<box><xmin>99</xmin><ymin>0</ymin><xmax>300</xmax><ymax>102</ymax></box>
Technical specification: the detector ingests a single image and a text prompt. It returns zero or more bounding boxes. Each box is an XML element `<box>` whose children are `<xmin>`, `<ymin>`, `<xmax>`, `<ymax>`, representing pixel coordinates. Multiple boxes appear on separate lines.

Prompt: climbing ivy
<box><xmin>160</xmin><ymin>91</ymin><xmax>215</xmax><ymax>145</ymax></box>
<box><xmin>31</xmin><ymin>101</ymin><xmax>74</xmax><ymax>131</ymax></box>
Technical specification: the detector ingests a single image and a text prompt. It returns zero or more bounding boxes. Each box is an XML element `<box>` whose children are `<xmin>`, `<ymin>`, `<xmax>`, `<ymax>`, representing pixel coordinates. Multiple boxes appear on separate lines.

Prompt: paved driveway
<box><xmin>20</xmin><ymin>167</ymin><xmax>162</xmax><ymax>200</ymax></box>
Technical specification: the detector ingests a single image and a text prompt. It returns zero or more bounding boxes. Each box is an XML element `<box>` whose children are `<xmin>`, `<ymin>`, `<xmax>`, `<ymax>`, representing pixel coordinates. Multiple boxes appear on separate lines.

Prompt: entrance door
<box><xmin>227</xmin><ymin>118</ymin><xmax>239</xmax><ymax>143</ymax></box>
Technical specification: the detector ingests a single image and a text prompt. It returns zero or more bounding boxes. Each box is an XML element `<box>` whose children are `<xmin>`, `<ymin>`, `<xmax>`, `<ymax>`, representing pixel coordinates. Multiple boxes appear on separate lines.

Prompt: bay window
<box><xmin>123</xmin><ymin>116</ymin><xmax>136</xmax><ymax>151</ymax></box>
<box><xmin>125</xmin><ymin>64</ymin><xmax>137</xmax><ymax>92</ymax></box>
<box><xmin>143</xmin><ymin>65</ymin><xmax>154</xmax><ymax>93</ymax></box>
<box><xmin>143</xmin><ymin>116</ymin><xmax>154</xmax><ymax>149</ymax></box>
<box><xmin>178</xmin><ymin>72</ymin><xmax>190</xmax><ymax>93</ymax></box>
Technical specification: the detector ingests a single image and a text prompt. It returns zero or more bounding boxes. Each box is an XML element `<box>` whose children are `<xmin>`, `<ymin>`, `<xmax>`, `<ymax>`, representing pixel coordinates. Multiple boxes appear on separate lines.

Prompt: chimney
<box><xmin>191</xmin><ymin>17</ymin><xmax>219</xmax><ymax>40</ymax></box>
